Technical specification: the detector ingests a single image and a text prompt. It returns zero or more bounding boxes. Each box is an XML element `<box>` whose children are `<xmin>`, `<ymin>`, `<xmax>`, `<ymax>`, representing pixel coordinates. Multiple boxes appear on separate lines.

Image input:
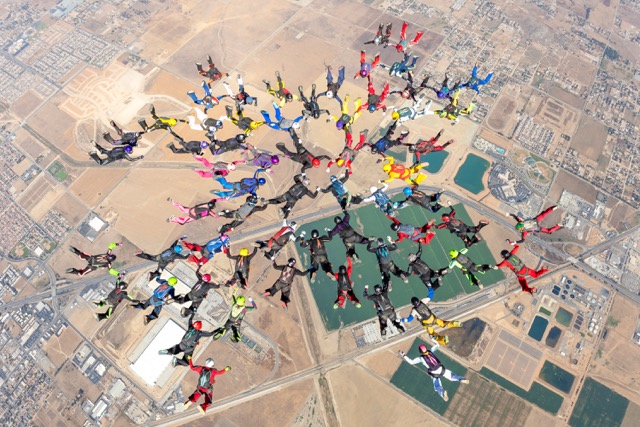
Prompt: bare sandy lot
<box><xmin>16</xmin><ymin>175</ymin><xmax>65</xmax><ymax>221</ymax></box>
<box><xmin>26</xmin><ymin>93</ymin><xmax>77</xmax><ymax>152</ymax></box>
<box><xmin>55</xmin><ymin>362</ymin><xmax>103</xmax><ymax>403</ymax></box>
<box><xmin>51</xmin><ymin>191</ymin><xmax>89</xmax><ymax>227</ymax></box>
<box><xmin>570</xmin><ymin>114</ymin><xmax>608</xmax><ymax>163</ymax></box>
<box><xmin>42</xmin><ymin>326</ymin><xmax>83</xmax><ymax>372</ymax></box>
<box><xmin>549</xmin><ymin>170</ymin><xmax>598</xmax><ymax>204</ymax></box>
<box><xmin>488</xmin><ymin>95</ymin><xmax>517</xmax><ymax>131</ymax></box>
<box><xmin>68</xmin><ymin>166</ymin><xmax>129</xmax><ymax>208</ymax></box>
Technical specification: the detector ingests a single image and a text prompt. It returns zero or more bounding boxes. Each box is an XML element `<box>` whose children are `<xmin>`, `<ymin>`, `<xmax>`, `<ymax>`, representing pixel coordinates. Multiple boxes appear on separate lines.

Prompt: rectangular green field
<box><xmin>295</xmin><ymin>201</ymin><xmax>504</xmax><ymax>331</ymax></box>
<box><xmin>539</xmin><ymin>360</ymin><xmax>575</xmax><ymax>394</ymax></box>
<box><xmin>390</xmin><ymin>337</ymin><xmax>468</xmax><ymax>415</ymax></box>
<box><xmin>569</xmin><ymin>377</ymin><xmax>629</xmax><ymax>427</ymax></box>
<box><xmin>479</xmin><ymin>367</ymin><xmax>563</xmax><ymax>415</ymax></box>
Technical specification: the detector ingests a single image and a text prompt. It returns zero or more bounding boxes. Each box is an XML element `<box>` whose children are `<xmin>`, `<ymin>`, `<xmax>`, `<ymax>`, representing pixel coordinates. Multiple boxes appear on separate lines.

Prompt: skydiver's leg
<box><xmin>169</xmin><ymin>200</ymin><xmax>192</xmax><ymax>214</ymax></box>
<box><xmin>411</xmin><ymin>32</ymin><xmax>424</xmax><ymax>44</ymax></box>
<box><xmin>187</xmin><ymin>92</ymin><xmax>200</xmax><ymax>104</ymax></box>
<box><xmin>214</xmin><ymin>177</ymin><xmax>235</xmax><ymax>190</ymax></box>
<box><xmin>540</xmin><ymin>224</ymin><xmax>563</xmax><ymax>234</ymax></box>
<box><xmin>372</xmin><ymin>54</ymin><xmax>380</xmax><ymax>68</ymax></box>
<box><xmin>260</xmin><ymin>110</ymin><xmax>272</xmax><ymax>123</ymax></box>
<box><xmin>517</xmin><ymin>276</ymin><xmax>536</xmax><ymax>294</ymax></box>
<box><xmin>536</xmin><ymin>206</ymin><xmax>557</xmax><ymax>222</ymax></box>
<box><xmin>202</xmin><ymin>81</ymin><xmax>212</xmax><ymax>96</ymax></box>
<box><xmin>479</xmin><ymin>73</ymin><xmax>493</xmax><ymax>85</ymax></box>
<box><xmin>337</xmin><ymin>66</ymin><xmax>345</xmax><ymax>85</ymax></box>
<box><xmin>273</xmin><ymin>104</ymin><xmax>282</xmax><ymax>121</ymax></box>
<box><xmin>400</xmin><ymin>21</ymin><xmax>408</xmax><ymax>40</ymax></box>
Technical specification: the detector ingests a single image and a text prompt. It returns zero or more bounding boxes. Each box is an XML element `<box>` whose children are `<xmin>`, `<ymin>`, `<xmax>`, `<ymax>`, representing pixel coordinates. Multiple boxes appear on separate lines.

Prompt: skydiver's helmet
<box><xmin>107</xmin><ymin>254</ymin><xmax>117</xmax><ymax>262</ymax></box>
<box><xmin>338</xmin><ymin>265</ymin><xmax>347</xmax><ymax>274</ymax></box>
<box><xmin>303</xmin><ymin>177</ymin><xmax>311</xmax><ymax>186</ymax></box>
<box><xmin>287</xmin><ymin>258</ymin><xmax>296</xmax><ymax>266</ymax></box>
<box><xmin>215</xmin><ymin>120</ymin><xmax>223</xmax><ymax>129</ymax></box>
<box><xmin>292</xmin><ymin>122</ymin><xmax>301</xmax><ymax>130</ymax></box>
<box><xmin>382</xmin><ymin>164</ymin><xmax>392</xmax><ymax>173</ymax></box>
<box><xmin>374</xmin><ymin>284</ymin><xmax>382</xmax><ymax>295</ymax></box>
<box><xmin>236</xmin><ymin>296</ymin><xmax>246</xmax><ymax>306</ymax></box>
<box><xmin>336</xmin><ymin>120</ymin><xmax>345</xmax><ymax>130</ymax></box>
<box><xmin>501</xmin><ymin>250</ymin><xmax>510</xmax><ymax>258</ymax></box>
<box><xmin>288</xmin><ymin>221</ymin><xmax>298</xmax><ymax>231</ymax></box>
<box><xmin>200</xmin><ymin>141</ymin><xmax>209</xmax><ymax>149</ymax></box>
<box><xmin>167</xmin><ymin>277</ymin><xmax>178</xmax><ymax>286</ymax></box>
<box><xmin>441</xmin><ymin>214</ymin><xmax>451</xmax><ymax>222</ymax></box>
<box><xmin>368</xmin><ymin>104</ymin><xmax>376</xmax><ymax>113</ymax></box>
<box><xmin>326</xmin><ymin>90</ymin><xmax>334</xmax><ymax>99</ymax></box>
<box><xmin>227</xmin><ymin>162</ymin><xmax>236</xmax><ymax>171</ymax></box>
<box><xmin>258</xmin><ymin>178</ymin><xmax>266</xmax><ymax>185</ymax></box>
<box><xmin>239</xmin><ymin>248</ymin><xmax>249</xmax><ymax>257</ymax></box>
<box><xmin>411</xmin><ymin>296</ymin><xmax>421</xmax><ymax>307</ymax></box>
<box><xmin>249</xmin><ymin>121</ymin><xmax>260</xmax><ymax>130</ymax></box>
<box><xmin>271</xmin><ymin>155</ymin><xmax>280</xmax><ymax>165</ymax></box>
<box><xmin>360</xmin><ymin>69</ymin><xmax>368</xmax><ymax>77</ymax></box>
<box><xmin>334</xmin><ymin>216</ymin><xmax>342</xmax><ymax>224</ymax></box>
<box><xmin>236</xmin><ymin>134</ymin><xmax>247</xmax><ymax>142</ymax></box>
<box><xmin>174</xmin><ymin>245</ymin><xmax>183</xmax><ymax>254</ymax></box>
<box><xmin>403</xmin><ymin>187</ymin><xmax>413</xmax><ymax>197</ymax></box>
<box><xmin>515</xmin><ymin>222</ymin><xmax>524</xmax><ymax>230</ymax></box>
<box><xmin>401</xmin><ymin>89</ymin><xmax>411</xmax><ymax>99</ymax></box>
<box><xmin>391</xmin><ymin>111</ymin><xmax>400</xmax><ymax>121</ymax></box>
<box><xmin>205</xmin><ymin>358</ymin><xmax>215</xmax><ymax>368</ymax></box>
<box><xmin>418</xmin><ymin>344</ymin><xmax>428</xmax><ymax>354</ymax></box>
<box><xmin>395</xmin><ymin>44</ymin><xmax>403</xmax><ymax>53</ymax></box>
<box><xmin>312</xmin><ymin>158</ymin><xmax>321</xmax><ymax>167</ymax></box>
<box><xmin>247</xmin><ymin>194</ymin><xmax>258</xmax><ymax>204</ymax></box>
<box><xmin>330</xmin><ymin>175</ymin><xmax>338</xmax><ymax>183</ymax></box>
<box><xmin>336</xmin><ymin>158</ymin><xmax>345</xmax><ymax>167</ymax></box>
<box><xmin>125</xmin><ymin>146</ymin><xmax>133</xmax><ymax>153</ymax></box>
<box><xmin>202</xmin><ymin>274</ymin><xmax>211</xmax><ymax>282</ymax></box>
<box><xmin>286</xmin><ymin>93</ymin><xmax>293</xmax><ymax>102</ymax></box>
<box><xmin>408</xmin><ymin>144</ymin><xmax>416</xmax><ymax>153</ymax></box>
<box><xmin>377</xmin><ymin>237</ymin><xmax>385</xmax><ymax>246</ymax></box>
<box><xmin>313</xmin><ymin>110</ymin><xmax>320</xmax><ymax>119</ymax></box>
<box><xmin>408</xmin><ymin>253</ymin><xmax>418</xmax><ymax>262</ymax></box>
<box><xmin>370</xmin><ymin>186</ymin><xmax>378</xmax><ymax>194</ymax></box>
<box><xmin>192</xmin><ymin>320</ymin><xmax>203</xmax><ymax>330</ymax></box>
<box><xmin>449</xmin><ymin>250</ymin><xmax>459</xmax><ymax>259</ymax></box>
<box><xmin>207</xmin><ymin>201</ymin><xmax>216</xmax><ymax>209</ymax></box>
<box><xmin>311</xmin><ymin>229</ymin><xmax>320</xmax><ymax>238</ymax></box>
<box><xmin>390</xmin><ymin>223</ymin><xmax>399</xmax><ymax>231</ymax></box>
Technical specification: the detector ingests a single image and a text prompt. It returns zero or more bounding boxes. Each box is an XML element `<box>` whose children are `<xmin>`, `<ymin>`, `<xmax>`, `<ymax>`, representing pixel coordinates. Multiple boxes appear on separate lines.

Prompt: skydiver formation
<box><xmin>68</xmin><ymin>20</ymin><xmax>569</xmax><ymax>412</ymax></box>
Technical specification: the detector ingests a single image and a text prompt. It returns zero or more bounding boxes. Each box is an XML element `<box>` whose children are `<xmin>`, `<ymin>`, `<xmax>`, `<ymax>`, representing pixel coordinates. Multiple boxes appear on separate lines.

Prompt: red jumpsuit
<box><xmin>387</xmin><ymin>216</ymin><xmax>435</xmax><ymax>244</ymax></box>
<box><xmin>187</xmin><ymin>359</ymin><xmax>228</xmax><ymax>412</ymax></box>
<box><xmin>495</xmin><ymin>244</ymin><xmax>548</xmax><ymax>294</ymax></box>
<box><xmin>333</xmin><ymin>258</ymin><xmax>360</xmax><ymax>308</ymax></box>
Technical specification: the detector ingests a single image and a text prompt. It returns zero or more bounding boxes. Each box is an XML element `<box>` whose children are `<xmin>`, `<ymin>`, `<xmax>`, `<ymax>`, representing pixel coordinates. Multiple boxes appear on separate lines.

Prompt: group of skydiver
<box><xmin>67</xmin><ymin>21</ymin><xmax>566</xmax><ymax>409</ymax></box>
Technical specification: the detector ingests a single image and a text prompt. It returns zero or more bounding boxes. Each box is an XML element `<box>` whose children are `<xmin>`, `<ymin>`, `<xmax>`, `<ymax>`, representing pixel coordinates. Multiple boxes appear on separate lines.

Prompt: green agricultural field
<box><xmin>539</xmin><ymin>360</ymin><xmax>575</xmax><ymax>393</ymax></box>
<box><xmin>555</xmin><ymin>307</ymin><xmax>573</xmax><ymax>327</ymax></box>
<box><xmin>569</xmin><ymin>377</ymin><xmax>629</xmax><ymax>427</ymax></box>
<box><xmin>479</xmin><ymin>367</ymin><xmax>563</xmax><ymax>414</ymax></box>
<box><xmin>390</xmin><ymin>337</ymin><xmax>468</xmax><ymax>415</ymax></box>
<box><xmin>48</xmin><ymin>161</ymin><xmax>68</xmax><ymax>182</ymax></box>
<box><xmin>295</xmin><ymin>201</ymin><xmax>504</xmax><ymax>331</ymax></box>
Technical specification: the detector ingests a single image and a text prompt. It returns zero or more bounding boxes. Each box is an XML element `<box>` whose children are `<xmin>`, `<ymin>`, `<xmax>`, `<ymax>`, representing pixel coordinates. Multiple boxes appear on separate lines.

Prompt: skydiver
<box><xmin>224</xmin><ymin>247</ymin><xmax>258</xmax><ymax>289</ymax></box>
<box><xmin>94</xmin><ymin>272</ymin><xmax>136</xmax><ymax>321</ymax></box>
<box><xmin>408</xmin><ymin>129</ymin><xmax>453</xmax><ymax>162</ymax></box>
<box><xmin>326</xmin><ymin>130</ymin><xmax>367</xmax><ymax>173</ymax></box>
<box><xmin>263</xmin><ymin>257</ymin><xmax>309</xmax><ymax>309</ymax></box>
<box><xmin>327</xmin><ymin>95</ymin><xmax>362</xmax><ymax>134</ymax></box>
<box><xmin>253</xmin><ymin>219</ymin><xmax>300</xmax><ymax>260</ymax></box>
<box><xmin>363</xmin><ymin>283</ymin><xmax>405</xmax><ymax>336</ymax></box>
<box><xmin>434</xmin><ymin>91</ymin><xmax>476</xmax><ymax>125</ymax></box>
<box><xmin>357</xmin><ymin>77</ymin><xmax>390</xmax><ymax>114</ymax></box>
<box><xmin>209</xmin><ymin>169</ymin><xmax>267</xmax><ymax>199</ymax></box>
<box><xmin>365</xmin><ymin>23</ymin><xmax>392</xmax><ymax>47</ymax></box>
<box><xmin>448</xmin><ymin>248</ymin><xmax>493</xmax><ymax>289</ymax></box>
<box><xmin>187</xmin><ymin>81</ymin><xmax>219</xmax><ymax>113</ymax></box>
<box><xmin>368</xmin><ymin>120</ymin><xmax>410</xmax><ymax>156</ymax></box>
<box><xmin>390</xmin><ymin>96</ymin><xmax>433</xmax><ymax>124</ymax></box>
<box><xmin>326</xmin><ymin>212</ymin><xmax>371</xmax><ymax>261</ymax></box>
<box><xmin>181</xmin><ymin>234</ymin><xmax>230</xmax><ymax>266</ymax></box>
<box><xmin>367</xmin><ymin>237</ymin><xmax>408</xmax><ymax>289</ymax></box>
<box><xmin>320</xmin><ymin>174</ymin><xmax>352</xmax><ymax>210</ymax></box>
<box><xmin>436</xmin><ymin>203</ymin><xmax>489</xmax><ymax>248</ymax></box>
<box><xmin>404</xmin><ymin>245</ymin><xmax>451</xmax><ymax>298</ymax></box>
<box><xmin>393</xmin><ymin>22</ymin><xmax>424</xmax><ymax>53</ymax></box>
<box><xmin>66</xmin><ymin>242</ymin><xmax>121</xmax><ymax>276</ymax></box>
<box><xmin>131</xmin><ymin>276</ymin><xmax>177</xmax><ymax>325</ymax></box>
<box><xmin>400</xmin><ymin>296</ymin><xmax>462</xmax><ymax>346</ymax></box>
<box><xmin>388</xmin><ymin>70</ymin><xmax>427</xmax><ymax>101</ymax></box>
<box><xmin>196</xmin><ymin>55</ymin><xmax>229</xmax><ymax>83</ymax></box>
<box><xmin>299</xmin><ymin>84</ymin><xmax>330</xmax><ymax>120</ymax></box>
<box><xmin>332</xmin><ymin>257</ymin><xmax>361</xmax><ymax>309</ymax></box>
<box><xmin>276</xmin><ymin>128</ymin><xmax>330</xmax><ymax>173</ymax></box>
<box><xmin>89</xmin><ymin>142</ymin><xmax>143</xmax><ymax>166</ymax></box>
<box><xmin>387</xmin><ymin>215</ymin><xmax>436</xmax><ymax>245</ymax></box>
<box><xmin>263</xmin><ymin>71</ymin><xmax>298</xmax><ymax>106</ymax></box>
<box><xmin>224</xmin><ymin>103</ymin><xmax>264</xmax><ymax>135</ymax></box>
<box><xmin>186</xmin><ymin>107</ymin><xmax>225</xmax><ymax>138</ymax></box>
<box><xmin>167</xmin><ymin>197</ymin><xmax>219</xmax><ymax>225</ymax></box>
<box><xmin>167</xmin><ymin>136</ymin><xmax>209</xmax><ymax>156</ymax></box>
<box><xmin>174</xmin><ymin>267</ymin><xmax>221</xmax><ymax>317</ymax></box>
<box><xmin>103</xmin><ymin>120</ymin><xmax>142</xmax><ymax>147</ymax></box>
<box><xmin>423</xmin><ymin>74</ymin><xmax>461</xmax><ymax>100</ymax></box>
<box><xmin>209</xmin><ymin>133</ymin><xmax>250</xmax><ymax>155</ymax></box>
<box><xmin>354</xmin><ymin>50</ymin><xmax>380</xmax><ymax>79</ymax></box>
<box><xmin>354</xmin><ymin>183</ymin><xmax>396</xmax><ymax>217</ymax></box>
<box><xmin>217</xmin><ymin>194</ymin><xmax>269</xmax><ymax>233</ymax></box>
<box><xmin>260</xmin><ymin>101</ymin><xmax>303</xmax><ymax>131</ymax></box>
<box><xmin>193</xmin><ymin>157</ymin><xmax>244</xmax><ymax>178</ymax></box>
<box><xmin>159</xmin><ymin>312</ymin><xmax>216</xmax><ymax>367</ymax></box>
<box><xmin>381</xmin><ymin>52</ymin><xmax>419</xmax><ymax>78</ymax></box>
<box><xmin>267</xmin><ymin>172</ymin><xmax>320</xmax><ymax>218</ymax></box>
<box><xmin>241</xmin><ymin>143</ymin><xmax>281</xmax><ymax>173</ymax></box>
<box><xmin>380</xmin><ymin>155</ymin><xmax>429</xmax><ymax>184</ymax></box>
<box><xmin>494</xmin><ymin>242</ymin><xmax>549</xmax><ymax>294</ymax></box>
<box><xmin>212</xmin><ymin>291</ymin><xmax>256</xmax><ymax>341</ymax></box>
<box><xmin>297</xmin><ymin>229</ymin><xmax>334</xmax><ymax>282</ymax></box>
<box><xmin>508</xmin><ymin>205</ymin><xmax>562</xmax><ymax>243</ymax></box>
<box><xmin>317</xmin><ymin>65</ymin><xmax>345</xmax><ymax>106</ymax></box>
<box><xmin>399</xmin><ymin>343</ymin><xmax>468</xmax><ymax>401</ymax></box>
<box><xmin>219</xmin><ymin>74</ymin><xmax>258</xmax><ymax>106</ymax></box>
<box><xmin>183</xmin><ymin>358</ymin><xmax>230</xmax><ymax>414</ymax></box>
<box><xmin>138</xmin><ymin>104</ymin><xmax>186</xmax><ymax>137</ymax></box>
<box><xmin>460</xmin><ymin>62</ymin><xmax>493</xmax><ymax>94</ymax></box>
<box><xmin>135</xmin><ymin>237</ymin><xmax>189</xmax><ymax>281</ymax></box>
<box><xmin>395</xmin><ymin>185</ymin><xmax>445</xmax><ymax>213</ymax></box>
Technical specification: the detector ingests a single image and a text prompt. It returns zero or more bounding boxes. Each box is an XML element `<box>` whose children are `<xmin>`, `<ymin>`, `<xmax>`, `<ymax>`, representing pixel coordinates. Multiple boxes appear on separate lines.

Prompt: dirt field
<box><xmin>55</xmin><ymin>362</ymin><xmax>103</xmax><ymax>403</ymax></box>
<box><xmin>549</xmin><ymin>169</ymin><xmax>598</xmax><ymax>204</ymax></box>
<box><xmin>26</xmin><ymin>93</ymin><xmax>77</xmax><ymax>151</ymax></box>
<box><xmin>328</xmin><ymin>363</ymin><xmax>449</xmax><ymax>426</ymax></box>
<box><xmin>17</xmin><ymin>175</ymin><xmax>65</xmax><ymax>221</ymax></box>
<box><xmin>570</xmin><ymin>114</ymin><xmax>608</xmax><ymax>162</ymax></box>
<box><xmin>68</xmin><ymin>166</ymin><xmax>129</xmax><ymax>208</ymax></box>
<box><xmin>42</xmin><ymin>326</ymin><xmax>83</xmax><ymax>372</ymax></box>
<box><xmin>488</xmin><ymin>95</ymin><xmax>518</xmax><ymax>131</ymax></box>
<box><xmin>51</xmin><ymin>191</ymin><xmax>89</xmax><ymax>227</ymax></box>
<box><xmin>589</xmin><ymin>296</ymin><xmax>640</xmax><ymax>404</ymax></box>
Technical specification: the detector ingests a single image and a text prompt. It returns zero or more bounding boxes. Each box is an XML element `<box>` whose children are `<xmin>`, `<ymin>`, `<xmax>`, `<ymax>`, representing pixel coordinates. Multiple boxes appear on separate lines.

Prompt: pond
<box><xmin>545</xmin><ymin>326</ymin><xmax>562</xmax><ymax>348</ymax></box>
<box><xmin>453</xmin><ymin>153</ymin><xmax>490</xmax><ymax>194</ymax></box>
<box><xmin>555</xmin><ymin>307</ymin><xmax>573</xmax><ymax>327</ymax></box>
<box><xmin>528</xmin><ymin>316</ymin><xmax>549</xmax><ymax>342</ymax></box>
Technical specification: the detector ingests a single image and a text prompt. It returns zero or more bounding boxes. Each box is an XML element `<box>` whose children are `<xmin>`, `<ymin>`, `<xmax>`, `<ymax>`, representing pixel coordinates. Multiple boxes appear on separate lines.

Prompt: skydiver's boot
<box><xmin>138</xmin><ymin>118</ymin><xmax>149</xmax><ymax>132</ymax></box>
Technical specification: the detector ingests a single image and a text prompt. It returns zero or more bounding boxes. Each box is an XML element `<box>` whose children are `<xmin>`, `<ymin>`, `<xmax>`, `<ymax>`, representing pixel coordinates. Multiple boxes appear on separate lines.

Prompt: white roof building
<box><xmin>130</xmin><ymin>319</ymin><xmax>185</xmax><ymax>387</ymax></box>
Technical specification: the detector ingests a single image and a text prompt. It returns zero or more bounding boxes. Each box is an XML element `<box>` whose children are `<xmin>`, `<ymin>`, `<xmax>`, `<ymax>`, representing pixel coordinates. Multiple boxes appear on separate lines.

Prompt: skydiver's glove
<box><xmin>187</xmin><ymin>355</ymin><xmax>192</xmax><ymax>360</ymax></box>
<box><xmin>224</xmin><ymin>366</ymin><xmax>231</xmax><ymax>371</ymax></box>
<box><xmin>386</xmin><ymin>236</ymin><xmax>393</xmax><ymax>243</ymax></box>
<box><xmin>398</xmin><ymin>350</ymin><xmax>405</xmax><ymax>358</ymax></box>
<box><xmin>108</xmin><ymin>242</ymin><xmax>121</xmax><ymax>250</ymax></box>
<box><xmin>324</xmin><ymin>227</ymin><xmax>331</xmax><ymax>232</ymax></box>
<box><xmin>299</xmin><ymin>231</ymin><xmax>306</xmax><ymax>238</ymax></box>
